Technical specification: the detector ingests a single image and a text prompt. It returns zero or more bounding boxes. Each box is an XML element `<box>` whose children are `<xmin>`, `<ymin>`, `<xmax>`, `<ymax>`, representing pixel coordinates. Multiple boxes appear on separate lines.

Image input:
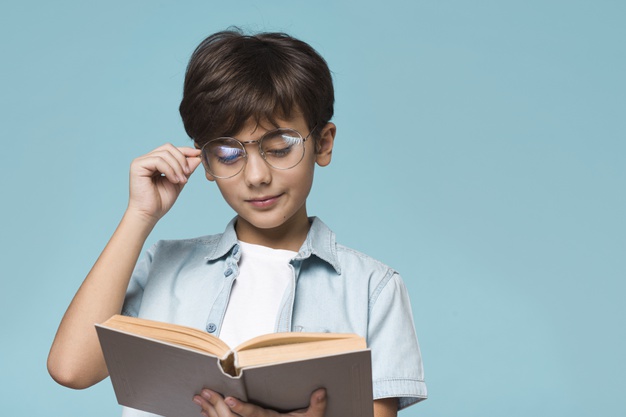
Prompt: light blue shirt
<box><xmin>122</xmin><ymin>217</ymin><xmax>427</xmax><ymax>416</ymax></box>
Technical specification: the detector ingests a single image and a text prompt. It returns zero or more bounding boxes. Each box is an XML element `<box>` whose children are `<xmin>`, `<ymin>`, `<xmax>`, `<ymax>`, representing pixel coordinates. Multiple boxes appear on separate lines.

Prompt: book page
<box><xmin>235</xmin><ymin>337</ymin><xmax>367</xmax><ymax>369</ymax></box>
<box><xmin>103</xmin><ymin>315</ymin><xmax>230</xmax><ymax>356</ymax></box>
<box><xmin>234</xmin><ymin>332</ymin><xmax>361</xmax><ymax>352</ymax></box>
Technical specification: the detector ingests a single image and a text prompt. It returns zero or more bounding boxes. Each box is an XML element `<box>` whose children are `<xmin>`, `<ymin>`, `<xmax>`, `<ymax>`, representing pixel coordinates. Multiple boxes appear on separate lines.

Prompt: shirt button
<box><xmin>224</xmin><ymin>268</ymin><xmax>233</xmax><ymax>276</ymax></box>
<box><xmin>232</xmin><ymin>246</ymin><xmax>239</xmax><ymax>255</ymax></box>
<box><xmin>206</xmin><ymin>323</ymin><xmax>217</xmax><ymax>333</ymax></box>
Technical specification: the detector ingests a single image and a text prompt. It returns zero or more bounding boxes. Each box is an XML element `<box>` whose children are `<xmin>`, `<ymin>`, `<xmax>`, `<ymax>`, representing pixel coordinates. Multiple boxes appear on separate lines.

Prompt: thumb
<box><xmin>304</xmin><ymin>389</ymin><xmax>326</xmax><ymax>417</ymax></box>
<box><xmin>186</xmin><ymin>154</ymin><xmax>203</xmax><ymax>175</ymax></box>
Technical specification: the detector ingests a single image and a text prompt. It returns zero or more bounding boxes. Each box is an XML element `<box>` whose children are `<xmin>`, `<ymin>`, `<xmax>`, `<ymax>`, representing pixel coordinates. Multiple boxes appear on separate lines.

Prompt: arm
<box><xmin>374</xmin><ymin>398</ymin><xmax>398</xmax><ymax>417</ymax></box>
<box><xmin>47</xmin><ymin>144</ymin><xmax>202</xmax><ymax>389</ymax></box>
<box><xmin>192</xmin><ymin>390</ymin><xmax>397</xmax><ymax>417</ymax></box>
<box><xmin>368</xmin><ymin>272</ymin><xmax>427</xmax><ymax>409</ymax></box>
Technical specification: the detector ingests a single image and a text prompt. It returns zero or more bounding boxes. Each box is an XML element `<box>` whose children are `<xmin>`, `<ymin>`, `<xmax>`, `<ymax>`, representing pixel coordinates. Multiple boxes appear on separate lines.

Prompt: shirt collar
<box><xmin>206</xmin><ymin>216</ymin><xmax>341</xmax><ymax>274</ymax></box>
<box><xmin>206</xmin><ymin>217</ymin><xmax>240</xmax><ymax>261</ymax></box>
<box><xmin>296</xmin><ymin>217</ymin><xmax>342</xmax><ymax>274</ymax></box>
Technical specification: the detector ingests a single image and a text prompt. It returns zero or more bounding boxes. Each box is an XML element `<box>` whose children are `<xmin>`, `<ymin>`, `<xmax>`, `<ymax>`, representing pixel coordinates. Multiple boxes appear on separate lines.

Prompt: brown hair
<box><xmin>179</xmin><ymin>29</ymin><xmax>334</xmax><ymax>147</ymax></box>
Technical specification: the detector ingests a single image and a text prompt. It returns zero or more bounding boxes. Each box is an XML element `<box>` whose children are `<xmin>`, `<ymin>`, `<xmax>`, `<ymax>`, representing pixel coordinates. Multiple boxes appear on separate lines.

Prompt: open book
<box><xmin>96</xmin><ymin>315</ymin><xmax>373</xmax><ymax>417</ymax></box>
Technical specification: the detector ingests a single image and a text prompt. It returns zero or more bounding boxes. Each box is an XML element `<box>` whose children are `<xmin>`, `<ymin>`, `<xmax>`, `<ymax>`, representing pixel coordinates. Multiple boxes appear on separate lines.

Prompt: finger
<box><xmin>186</xmin><ymin>152</ymin><xmax>203</xmax><ymax>175</ymax></box>
<box><xmin>199</xmin><ymin>389</ymin><xmax>236</xmax><ymax>417</ymax></box>
<box><xmin>158</xmin><ymin>143</ymin><xmax>194</xmax><ymax>175</ymax></box>
<box><xmin>145</xmin><ymin>144</ymin><xmax>201</xmax><ymax>177</ymax></box>
<box><xmin>151</xmin><ymin>146</ymin><xmax>188</xmax><ymax>178</ymax></box>
<box><xmin>162</xmin><ymin>145</ymin><xmax>202</xmax><ymax>179</ymax></box>
<box><xmin>225</xmin><ymin>396</ymin><xmax>275</xmax><ymax>417</ymax></box>
<box><xmin>193</xmin><ymin>395</ymin><xmax>219</xmax><ymax>417</ymax></box>
<box><xmin>136</xmin><ymin>155</ymin><xmax>184</xmax><ymax>184</ymax></box>
<box><xmin>300</xmin><ymin>389</ymin><xmax>326</xmax><ymax>417</ymax></box>
<box><xmin>142</xmin><ymin>144</ymin><xmax>188</xmax><ymax>180</ymax></box>
<box><xmin>157</xmin><ymin>144</ymin><xmax>201</xmax><ymax>176</ymax></box>
<box><xmin>178</xmin><ymin>146</ymin><xmax>203</xmax><ymax>158</ymax></box>
<box><xmin>140</xmin><ymin>151</ymin><xmax>188</xmax><ymax>184</ymax></box>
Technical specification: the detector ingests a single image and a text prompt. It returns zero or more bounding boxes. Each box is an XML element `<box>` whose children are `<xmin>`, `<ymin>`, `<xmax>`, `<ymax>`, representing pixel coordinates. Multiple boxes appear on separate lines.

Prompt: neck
<box><xmin>235</xmin><ymin>208</ymin><xmax>311</xmax><ymax>252</ymax></box>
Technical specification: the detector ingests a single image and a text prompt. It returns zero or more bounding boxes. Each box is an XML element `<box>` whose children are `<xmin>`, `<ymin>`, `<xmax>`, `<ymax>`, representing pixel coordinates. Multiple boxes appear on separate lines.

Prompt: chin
<box><xmin>243</xmin><ymin>216</ymin><xmax>289</xmax><ymax>230</ymax></box>
<box><xmin>238</xmin><ymin>210</ymin><xmax>299</xmax><ymax>231</ymax></box>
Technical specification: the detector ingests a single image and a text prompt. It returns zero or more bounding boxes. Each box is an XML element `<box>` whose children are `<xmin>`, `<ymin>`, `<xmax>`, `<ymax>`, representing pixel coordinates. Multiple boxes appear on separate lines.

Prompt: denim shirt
<box><xmin>122</xmin><ymin>217</ymin><xmax>427</xmax><ymax>416</ymax></box>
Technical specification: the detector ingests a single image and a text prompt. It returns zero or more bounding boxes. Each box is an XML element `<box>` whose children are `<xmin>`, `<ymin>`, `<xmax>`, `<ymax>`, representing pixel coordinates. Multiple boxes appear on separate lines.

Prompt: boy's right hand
<box><xmin>127</xmin><ymin>143</ymin><xmax>202</xmax><ymax>224</ymax></box>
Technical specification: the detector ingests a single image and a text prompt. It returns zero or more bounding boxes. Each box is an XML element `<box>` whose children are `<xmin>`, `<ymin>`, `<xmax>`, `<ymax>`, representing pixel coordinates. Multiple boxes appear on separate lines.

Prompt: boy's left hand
<box><xmin>193</xmin><ymin>388</ymin><xmax>326</xmax><ymax>417</ymax></box>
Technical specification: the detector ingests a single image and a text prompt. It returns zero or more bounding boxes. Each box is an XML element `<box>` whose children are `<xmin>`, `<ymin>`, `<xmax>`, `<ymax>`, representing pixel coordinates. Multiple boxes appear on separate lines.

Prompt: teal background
<box><xmin>1</xmin><ymin>1</ymin><xmax>624</xmax><ymax>416</ymax></box>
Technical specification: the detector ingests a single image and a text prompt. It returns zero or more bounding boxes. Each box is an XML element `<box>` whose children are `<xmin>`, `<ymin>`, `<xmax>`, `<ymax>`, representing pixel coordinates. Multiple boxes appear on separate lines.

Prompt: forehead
<box><xmin>231</xmin><ymin>114</ymin><xmax>308</xmax><ymax>138</ymax></box>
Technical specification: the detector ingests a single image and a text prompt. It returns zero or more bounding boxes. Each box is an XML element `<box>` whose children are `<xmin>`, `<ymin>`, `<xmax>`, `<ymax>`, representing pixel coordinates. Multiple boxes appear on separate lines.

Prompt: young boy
<box><xmin>48</xmin><ymin>30</ymin><xmax>427</xmax><ymax>417</ymax></box>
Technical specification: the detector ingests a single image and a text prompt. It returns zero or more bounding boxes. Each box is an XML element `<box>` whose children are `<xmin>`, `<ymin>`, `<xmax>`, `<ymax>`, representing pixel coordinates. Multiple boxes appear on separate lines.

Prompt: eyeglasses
<box><xmin>200</xmin><ymin>126</ymin><xmax>316</xmax><ymax>179</ymax></box>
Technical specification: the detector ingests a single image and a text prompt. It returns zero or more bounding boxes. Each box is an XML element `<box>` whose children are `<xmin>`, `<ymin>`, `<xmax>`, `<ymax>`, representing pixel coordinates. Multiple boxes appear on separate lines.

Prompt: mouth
<box><xmin>245</xmin><ymin>194</ymin><xmax>283</xmax><ymax>208</ymax></box>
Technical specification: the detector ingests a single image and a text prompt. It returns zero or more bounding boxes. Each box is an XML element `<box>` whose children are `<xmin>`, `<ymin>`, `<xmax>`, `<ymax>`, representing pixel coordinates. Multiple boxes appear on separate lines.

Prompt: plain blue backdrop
<box><xmin>1</xmin><ymin>1</ymin><xmax>624</xmax><ymax>416</ymax></box>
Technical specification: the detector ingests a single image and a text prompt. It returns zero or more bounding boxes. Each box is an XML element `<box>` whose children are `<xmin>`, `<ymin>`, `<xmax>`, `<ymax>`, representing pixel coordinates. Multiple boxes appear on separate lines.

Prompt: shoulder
<box><xmin>151</xmin><ymin>233</ymin><xmax>219</xmax><ymax>251</ymax></box>
<box><xmin>306</xmin><ymin>217</ymin><xmax>399</xmax><ymax>280</ymax></box>
<box><xmin>146</xmin><ymin>232</ymin><xmax>224</xmax><ymax>263</ymax></box>
<box><xmin>334</xmin><ymin>242</ymin><xmax>397</xmax><ymax>275</ymax></box>
<box><xmin>147</xmin><ymin>216</ymin><xmax>239</xmax><ymax>260</ymax></box>
<box><xmin>153</xmin><ymin>234</ymin><xmax>221</xmax><ymax>249</ymax></box>
<box><xmin>334</xmin><ymin>242</ymin><xmax>406</xmax><ymax>298</ymax></box>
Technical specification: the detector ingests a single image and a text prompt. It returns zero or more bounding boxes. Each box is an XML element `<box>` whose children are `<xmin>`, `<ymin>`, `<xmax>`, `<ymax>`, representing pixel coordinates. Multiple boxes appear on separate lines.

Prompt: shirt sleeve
<box><xmin>368</xmin><ymin>270</ymin><xmax>427</xmax><ymax>409</ymax></box>
<box><xmin>121</xmin><ymin>243</ymin><xmax>156</xmax><ymax>318</ymax></box>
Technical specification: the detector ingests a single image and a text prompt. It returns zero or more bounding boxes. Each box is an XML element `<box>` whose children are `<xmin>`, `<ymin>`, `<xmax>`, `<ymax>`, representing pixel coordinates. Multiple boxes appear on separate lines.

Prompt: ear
<box><xmin>315</xmin><ymin>122</ymin><xmax>336</xmax><ymax>167</ymax></box>
<box><xmin>204</xmin><ymin>170</ymin><xmax>216</xmax><ymax>182</ymax></box>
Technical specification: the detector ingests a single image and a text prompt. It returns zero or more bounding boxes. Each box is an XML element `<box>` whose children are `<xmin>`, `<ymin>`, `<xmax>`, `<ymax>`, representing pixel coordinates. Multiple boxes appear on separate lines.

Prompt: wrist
<box><xmin>121</xmin><ymin>208</ymin><xmax>160</xmax><ymax>236</ymax></box>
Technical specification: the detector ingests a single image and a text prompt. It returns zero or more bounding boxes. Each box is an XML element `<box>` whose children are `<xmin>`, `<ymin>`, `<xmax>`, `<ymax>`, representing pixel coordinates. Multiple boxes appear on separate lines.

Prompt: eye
<box><xmin>265</xmin><ymin>145</ymin><xmax>293</xmax><ymax>158</ymax></box>
<box><xmin>214</xmin><ymin>146</ymin><xmax>244</xmax><ymax>165</ymax></box>
<box><xmin>263</xmin><ymin>134</ymin><xmax>301</xmax><ymax>158</ymax></box>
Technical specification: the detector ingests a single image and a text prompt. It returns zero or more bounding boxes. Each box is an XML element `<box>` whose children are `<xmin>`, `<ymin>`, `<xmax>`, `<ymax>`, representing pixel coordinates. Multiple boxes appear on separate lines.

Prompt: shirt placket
<box><xmin>275</xmin><ymin>257</ymin><xmax>305</xmax><ymax>332</ymax></box>
<box><xmin>204</xmin><ymin>246</ymin><xmax>240</xmax><ymax>336</ymax></box>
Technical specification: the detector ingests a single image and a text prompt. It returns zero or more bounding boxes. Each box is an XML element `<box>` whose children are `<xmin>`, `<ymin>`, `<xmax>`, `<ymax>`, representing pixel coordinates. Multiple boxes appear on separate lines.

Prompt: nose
<box><xmin>242</xmin><ymin>147</ymin><xmax>272</xmax><ymax>187</ymax></box>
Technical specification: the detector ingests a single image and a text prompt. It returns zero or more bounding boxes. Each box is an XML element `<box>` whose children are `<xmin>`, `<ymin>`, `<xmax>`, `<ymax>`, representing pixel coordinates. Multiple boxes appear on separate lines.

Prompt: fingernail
<box><xmin>193</xmin><ymin>396</ymin><xmax>202</xmax><ymax>405</ymax></box>
<box><xmin>179</xmin><ymin>175</ymin><xmax>187</xmax><ymax>183</ymax></box>
<box><xmin>201</xmin><ymin>390</ymin><xmax>211</xmax><ymax>400</ymax></box>
<box><xmin>317</xmin><ymin>390</ymin><xmax>326</xmax><ymax>402</ymax></box>
<box><xmin>225</xmin><ymin>398</ymin><xmax>236</xmax><ymax>408</ymax></box>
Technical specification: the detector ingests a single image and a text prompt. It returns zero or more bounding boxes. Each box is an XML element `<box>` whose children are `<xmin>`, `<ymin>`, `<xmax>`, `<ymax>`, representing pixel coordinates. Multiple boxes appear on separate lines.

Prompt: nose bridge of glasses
<box><xmin>240</xmin><ymin>139</ymin><xmax>262</xmax><ymax>146</ymax></box>
<box><xmin>239</xmin><ymin>139</ymin><xmax>267</xmax><ymax>160</ymax></box>
<box><xmin>241</xmin><ymin>140</ymin><xmax>272</xmax><ymax>182</ymax></box>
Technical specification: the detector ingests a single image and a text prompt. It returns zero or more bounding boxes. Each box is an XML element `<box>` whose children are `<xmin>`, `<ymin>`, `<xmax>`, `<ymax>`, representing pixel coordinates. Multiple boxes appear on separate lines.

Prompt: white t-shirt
<box><xmin>218</xmin><ymin>241</ymin><xmax>296</xmax><ymax>348</ymax></box>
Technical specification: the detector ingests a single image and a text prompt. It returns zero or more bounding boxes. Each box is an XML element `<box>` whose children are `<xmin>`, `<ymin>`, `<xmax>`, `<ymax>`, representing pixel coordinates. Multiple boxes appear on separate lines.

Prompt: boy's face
<box><xmin>205</xmin><ymin>114</ymin><xmax>335</xmax><ymax>246</ymax></box>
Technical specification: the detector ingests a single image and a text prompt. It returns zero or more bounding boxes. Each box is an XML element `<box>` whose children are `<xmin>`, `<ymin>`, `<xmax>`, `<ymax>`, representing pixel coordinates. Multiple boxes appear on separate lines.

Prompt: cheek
<box><xmin>214</xmin><ymin>180</ymin><xmax>238</xmax><ymax>202</ymax></box>
<box><xmin>289</xmin><ymin>165</ymin><xmax>315</xmax><ymax>193</ymax></box>
<box><xmin>303</xmin><ymin>146</ymin><xmax>317</xmax><ymax>169</ymax></box>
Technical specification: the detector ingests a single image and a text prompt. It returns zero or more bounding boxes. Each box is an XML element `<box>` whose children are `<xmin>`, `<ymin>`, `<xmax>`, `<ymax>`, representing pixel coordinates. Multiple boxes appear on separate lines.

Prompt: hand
<box><xmin>193</xmin><ymin>388</ymin><xmax>326</xmax><ymax>417</ymax></box>
<box><xmin>127</xmin><ymin>143</ymin><xmax>202</xmax><ymax>223</ymax></box>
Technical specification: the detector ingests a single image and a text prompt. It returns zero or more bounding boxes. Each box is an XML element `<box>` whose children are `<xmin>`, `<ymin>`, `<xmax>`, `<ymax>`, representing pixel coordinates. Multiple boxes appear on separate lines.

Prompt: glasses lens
<box><xmin>261</xmin><ymin>129</ymin><xmax>305</xmax><ymax>170</ymax></box>
<box><xmin>202</xmin><ymin>138</ymin><xmax>246</xmax><ymax>178</ymax></box>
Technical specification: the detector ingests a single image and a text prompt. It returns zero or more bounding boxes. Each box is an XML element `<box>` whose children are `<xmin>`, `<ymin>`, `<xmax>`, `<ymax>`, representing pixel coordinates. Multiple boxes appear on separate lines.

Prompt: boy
<box><xmin>48</xmin><ymin>29</ymin><xmax>427</xmax><ymax>417</ymax></box>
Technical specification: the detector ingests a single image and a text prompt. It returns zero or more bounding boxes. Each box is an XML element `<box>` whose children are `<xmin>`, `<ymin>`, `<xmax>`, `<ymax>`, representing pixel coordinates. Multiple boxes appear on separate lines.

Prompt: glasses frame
<box><xmin>200</xmin><ymin>125</ymin><xmax>317</xmax><ymax>179</ymax></box>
